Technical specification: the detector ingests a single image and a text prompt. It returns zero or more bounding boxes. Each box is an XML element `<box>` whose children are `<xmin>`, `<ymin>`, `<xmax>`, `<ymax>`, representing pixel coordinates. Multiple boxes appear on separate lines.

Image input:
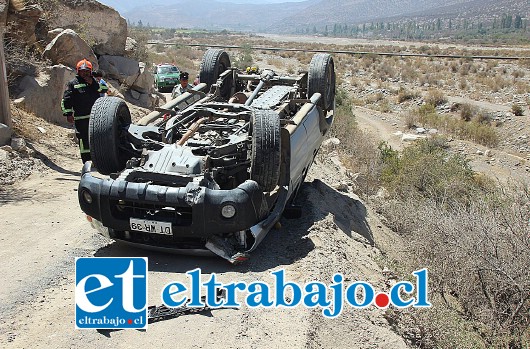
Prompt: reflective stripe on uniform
<box><xmin>61</xmin><ymin>99</ymin><xmax>73</xmax><ymax>114</ymax></box>
<box><xmin>79</xmin><ymin>139</ymin><xmax>90</xmax><ymax>154</ymax></box>
<box><xmin>74</xmin><ymin>83</ymin><xmax>87</xmax><ymax>89</ymax></box>
<box><xmin>74</xmin><ymin>115</ymin><xmax>90</xmax><ymax>121</ymax></box>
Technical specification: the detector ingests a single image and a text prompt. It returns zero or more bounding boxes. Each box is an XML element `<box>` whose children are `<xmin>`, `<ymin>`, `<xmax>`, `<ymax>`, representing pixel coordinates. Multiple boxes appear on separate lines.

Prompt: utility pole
<box><xmin>0</xmin><ymin>0</ymin><xmax>12</xmax><ymax>128</ymax></box>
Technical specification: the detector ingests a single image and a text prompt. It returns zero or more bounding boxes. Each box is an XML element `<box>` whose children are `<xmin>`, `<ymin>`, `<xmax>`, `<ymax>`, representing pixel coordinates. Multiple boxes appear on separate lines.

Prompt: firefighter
<box><xmin>62</xmin><ymin>59</ymin><xmax>105</xmax><ymax>163</ymax></box>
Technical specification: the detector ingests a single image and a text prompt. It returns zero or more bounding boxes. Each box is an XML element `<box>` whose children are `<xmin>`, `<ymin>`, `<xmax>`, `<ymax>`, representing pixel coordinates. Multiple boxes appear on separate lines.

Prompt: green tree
<box><xmin>514</xmin><ymin>15</ymin><xmax>523</xmax><ymax>29</ymax></box>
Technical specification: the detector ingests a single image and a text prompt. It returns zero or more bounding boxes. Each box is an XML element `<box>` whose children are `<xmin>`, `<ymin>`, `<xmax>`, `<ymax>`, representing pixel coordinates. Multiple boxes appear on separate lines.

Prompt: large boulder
<box><xmin>43</xmin><ymin>29</ymin><xmax>98</xmax><ymax>71</ymax></box>
<box><xmin>98</xmin><ymin>56</ymin><xmax>153</xmax><ymax>94</ymax></box>
<box><xmin>49</xmin><ymin>0</ymin><xmax>127</xmax><ymax>56</ymax></box>
<box><xmin>5</xmin><ymin>4</ymin><xmax>43</xmax><ymax>47</ymax></box>
<box><xmin>14</xmin><ymin>65</ymin><xmax>76</xmax><ymax>124</ymax></box>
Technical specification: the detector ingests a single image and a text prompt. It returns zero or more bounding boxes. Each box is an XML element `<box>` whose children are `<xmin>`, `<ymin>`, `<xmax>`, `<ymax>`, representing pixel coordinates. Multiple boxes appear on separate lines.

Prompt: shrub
<box><xmin>511</xmin><ymin>104</ymin><xmax>524</xmax><ymax>116</ymax></box>
<box><xmin>378</xmin><ymin>184</ymin><xmax>530</xmax><ymax>348</ymax></box>
<box><xmin>459</xmin><ymin>103</ymin><xmax>474</xmax><ymax>121</ymax></box>
<box><xmin>380</xmin><ymin>137</ymin><xmax>478</xmax><ymax>205</ymax></box>
<box><xmin>397</xmin><ymin>88</ymin><xmax>419</xmax><ymax>103</ymax></box>
<box><xmin>425</xmin><ymin>89</ymin><xmax>447</xmax><ymax>107</ymax></box>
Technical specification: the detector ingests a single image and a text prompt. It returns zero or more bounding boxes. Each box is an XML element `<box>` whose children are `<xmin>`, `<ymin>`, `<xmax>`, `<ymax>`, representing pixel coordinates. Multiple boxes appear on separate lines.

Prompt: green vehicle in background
<box><xmin>154</xmin><ymin>64</ymin><xmax>180</xmax><ymax>92</ymax></box>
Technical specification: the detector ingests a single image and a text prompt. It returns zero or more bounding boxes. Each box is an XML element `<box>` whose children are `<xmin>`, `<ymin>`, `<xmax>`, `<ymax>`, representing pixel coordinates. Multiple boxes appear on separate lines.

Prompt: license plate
<box><xmin>130</xmin><ymin>218</ymin><xmax>172</xmax><ymax>235</ymax></box>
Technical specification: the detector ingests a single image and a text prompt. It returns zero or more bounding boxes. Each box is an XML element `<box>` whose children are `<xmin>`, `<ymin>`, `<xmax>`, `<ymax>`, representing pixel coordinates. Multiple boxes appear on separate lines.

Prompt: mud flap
<box><xmin>205</xmin><ymin>236</ymin><xmax>249</xmax><ymax>264</ymax></box>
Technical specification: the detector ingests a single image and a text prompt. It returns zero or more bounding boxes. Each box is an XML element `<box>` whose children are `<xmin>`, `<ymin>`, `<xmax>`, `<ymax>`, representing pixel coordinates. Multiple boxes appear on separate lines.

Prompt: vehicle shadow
<box><xmin>94</xmin><ymin>179</ymin><xmax>372</xmax><ymax>274</ymax></box>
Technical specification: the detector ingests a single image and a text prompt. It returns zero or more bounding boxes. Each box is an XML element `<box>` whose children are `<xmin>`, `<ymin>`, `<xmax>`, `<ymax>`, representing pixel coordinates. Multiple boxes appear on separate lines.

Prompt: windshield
<box><xmin>157</xmin><ymin>66</ymin><xmax>179</xmax><ymax>74</ymax></box>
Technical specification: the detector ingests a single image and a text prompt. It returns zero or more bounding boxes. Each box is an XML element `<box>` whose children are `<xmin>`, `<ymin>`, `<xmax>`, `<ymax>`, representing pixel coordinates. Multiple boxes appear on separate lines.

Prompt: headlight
<box><xmin>82</xmin><ymin>190</ymin><xmax>93</xmax><ymax>204</ymax></box>
<box><xmin>221</xmin><ymin>204</ymin><xmax>236</xmax><ymax>219</ymax></box>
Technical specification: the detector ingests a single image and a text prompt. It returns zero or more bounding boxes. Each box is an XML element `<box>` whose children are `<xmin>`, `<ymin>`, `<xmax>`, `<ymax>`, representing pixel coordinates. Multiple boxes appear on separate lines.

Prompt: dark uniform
<box><xmin>62</xmin><ymin>73</ymin><xmax>108</xmax><ymax>162</ymax></box>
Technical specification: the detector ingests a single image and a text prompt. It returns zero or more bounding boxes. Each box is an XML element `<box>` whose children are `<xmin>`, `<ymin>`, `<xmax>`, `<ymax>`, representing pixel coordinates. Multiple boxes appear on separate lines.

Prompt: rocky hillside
<box><xmin>2</xmin><ymin>0</ymin><xmax>158</xmax><ymax>129</ymax></box>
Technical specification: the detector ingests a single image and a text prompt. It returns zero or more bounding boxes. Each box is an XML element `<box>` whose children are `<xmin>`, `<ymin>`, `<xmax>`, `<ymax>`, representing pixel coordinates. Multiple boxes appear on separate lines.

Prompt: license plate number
<box><xmin>130</xmin><ymin>218</ymin><xmax>172</xmax><ymax>235</ymax></box>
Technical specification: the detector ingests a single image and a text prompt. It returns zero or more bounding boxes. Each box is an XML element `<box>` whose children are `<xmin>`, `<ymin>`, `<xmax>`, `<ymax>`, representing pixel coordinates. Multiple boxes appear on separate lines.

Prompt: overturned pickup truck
<box><xmin>79</xmin><ymin>49</ymin><xmax>335</xmax><ymax>263</ymax></box>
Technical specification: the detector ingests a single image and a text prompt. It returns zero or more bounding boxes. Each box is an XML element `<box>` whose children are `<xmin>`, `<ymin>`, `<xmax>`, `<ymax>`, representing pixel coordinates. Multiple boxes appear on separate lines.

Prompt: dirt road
<box><xmin>0</xmin><ymin>138</ymin><xmax>408</xmax><ymax>348</ymax></box>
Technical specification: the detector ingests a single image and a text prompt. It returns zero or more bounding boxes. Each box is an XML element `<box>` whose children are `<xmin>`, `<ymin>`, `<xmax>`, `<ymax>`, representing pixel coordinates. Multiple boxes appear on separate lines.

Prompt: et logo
<box><xmin>75</xmin><ymin>257</ymin><xmax>148</xmax><ymax>329</ymax></box>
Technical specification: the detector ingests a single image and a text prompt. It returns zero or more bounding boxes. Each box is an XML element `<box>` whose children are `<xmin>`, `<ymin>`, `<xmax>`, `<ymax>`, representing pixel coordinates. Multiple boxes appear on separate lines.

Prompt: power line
<box><xmin>148</xmin><ymin>42</ymin><xmax>528</xmax><ymax>61</ymax></box>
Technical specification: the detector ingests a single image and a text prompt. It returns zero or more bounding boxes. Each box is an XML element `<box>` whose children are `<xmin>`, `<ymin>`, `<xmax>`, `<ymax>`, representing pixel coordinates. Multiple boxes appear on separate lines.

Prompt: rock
<box><xmin>1</xmin><ymin>145</ymin><xmax>13</xmax><ymax>152</ymax></box>
<box><xmin>0</xmin><ymin>123</ymin><xmax>12</xmax><ymax>146</ymax></box>
<box><xmin>322</xmin><ymin>138</ymin><xmax>340</xmax><ymax>148</ymax></box>
<box><xmin>484</xmin><ymin>149</ymin><xmax>492</xmax><ymax>157</ymax></box>
<box><xmin>476</xmin><ymin>150</ymin><xmax>484</xmax><ymax>155</ymax></box>
<box><xmin>48</xmin><ymin>0</ymin><xmax>127</xmax><ymax>56</ymax></box>
<box><xmin>402</xmin><ymin>134</ymin><xmax>427</xmax><ymax>142</ymax></box>
<box><xmin>99</xmin><ymin>56</ymin><xmax>153</xmax><ymax>94</ymax></box>
<box><xmin>415</xmin><ymin>127</ymin><xmax>426</xmax><ymax>134</ymax></box>
<box><xmin>428</xmin><ymin>128</ymin><xmax>438</xmax><ymax>134</ymax></box>
<box><xmin>0</xmin><ymin>148</ymin><xmax>8</xmax><ymax>161</ymax></box>
<box><xmin>11</xmin><ymin>138</ymin><xmax>26</xmax><ymax>151</ymax></box>
<box><xmin>5</xmin><ymin>4</ymin><xmax>42</xmax><ymax>46</ymax></box>
<box><xmin>124</xmin><ymin>90</ymin><xmax>157</xmax><ymax>109</ymax></box>
<box><xmin>335</xmin><ymin>182</ymin><xmax>349</xmax><ymax>192</ymax></box>
<box><xmin>125</xmin><ymin>37</ymin><xmax>138</xmax><ymax>56</ymax></box>
<box><xmin>43</xmin><ymin>29</ymin><xmax>98</xmax><ymax>71</ymax></box>
<box><xmin>37</xmin><ymin>127</ymin><xmax>46</xmax><ymax>134</ymax></box>
<box><xmin>130</xmin><ymin>89</ymin><xmax>141</xmax><ymax>100</ymax></box>
<box><xmin>375</xmin><ymin>187</ymin><xmax>389</xmax><ymax>199</ymax></box>
<box><xmin>16</xmin><ymin>65</ymin><xmax>76</xmax><ymax>124</ymax></box>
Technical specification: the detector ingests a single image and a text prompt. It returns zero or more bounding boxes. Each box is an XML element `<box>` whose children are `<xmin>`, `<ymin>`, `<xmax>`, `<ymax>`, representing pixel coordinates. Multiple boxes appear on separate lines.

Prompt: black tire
<box><xmin>89</xmin><ymin>97</ymin><xmax>132</xmax><ymax>175</ymax></box>
<box><xmin>250</xmin><ymin>109</ymin><xmax>281</xmax><ymax>192</ymax></box>
<box><xmin>308</xmin><ymin>53</ymin><xmax>336</xmax><ymax>111</ymax></box>
<box><xmin>199</xmin><ymin>49</ymin><xmax>232</xmax><ymax>98</ymax></box>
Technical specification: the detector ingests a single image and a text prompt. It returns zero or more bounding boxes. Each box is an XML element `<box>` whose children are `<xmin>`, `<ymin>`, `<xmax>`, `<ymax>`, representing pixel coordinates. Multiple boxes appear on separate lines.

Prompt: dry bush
<box><xmin>267</xmin><ymin>58</ymin><xmax>285</xmax><ymax>69</ymax></box>
<box><xmin>379</xmin><ymin>137</ymin><xmax>479</xmax><ymax>205</ymax></box>
<box><xmin>459</xmin><ymin>78</ymin><xmax>468</xmax><ymax>90</ymax></box>
<box><xmin>485</xmin><ymin>76</ymin><xmax>510</xmax><ymax>92</ymax></box>
<box><xmin>515</xmin><ymin>82</ymin><xmax>530</xmax><ymax>94</ymax></box>
<box><xmin>397</xmin><ymin>88</ymin><xmax>419</xmax><ymax>103</ymax></box>
<box><xmin>326</xmin><ymin>88</ymin><xmax>383</xmax><ymax>194</ymax></box>
<box><xmin>511</xmin><ymin>104</ymin><xmax>524</xmax><ymax>116</ymax></box>
<box><xmin>486</xmin><ymin>60</ymin><xmax>498</xmax><ymax>70</ymax></box>
<box><xmin>378</xmin><ymin>184</ymin><xmax>530</xmax><ymax>348</ymax></box>
<box><xmin>374</xmin><ymin>138</ymin><xmax>529</xmax><ymax>347</ymax></box>
<box><xmin>459</xmin><ymin>103</ymin><xmax>474</xmax><ymax>121</ymax></box>
<box><xmin>460</xmin><ymin>63</ymin><xmax>471</xmax><ymax>76</ymax></box>
<box><xmin>365</xmin><ymin>92</ymin><xmax>385</xmax><ymax>104</ymax></box>
<box><xmin>425</xmin><ymin>89</ymin><xmax>447</xmax><ymax>107</ymax></box>
<box><xmin>410</xmin><ymin>105</ymin><xmax>498</xmax><ymax>147</ymax></box>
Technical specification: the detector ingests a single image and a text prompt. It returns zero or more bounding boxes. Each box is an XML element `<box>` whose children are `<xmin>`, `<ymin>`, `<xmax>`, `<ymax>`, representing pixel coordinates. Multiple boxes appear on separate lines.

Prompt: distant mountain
<box><xmin>271</xmin><ymin>0</ymin><xmax>529</xmax><ymax>32</ymax></box>
<box><xmin>100</xmin><ymin>0</ymin><xmax>528</xmax><ymax>33</ymax></box>
<box><xmin>119</xmin><ymin>0</ymin><xmax>318</xmax><ymax>31</ymax></box>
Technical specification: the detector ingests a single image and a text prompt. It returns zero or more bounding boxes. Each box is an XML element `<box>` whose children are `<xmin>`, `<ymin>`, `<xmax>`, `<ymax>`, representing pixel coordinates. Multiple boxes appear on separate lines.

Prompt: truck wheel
<box><xmin>89</xmin><ymin>97</ymin><xmax>132</xmax><ymax>175</ymax></box>
<box><xmin>199</xmin><ymin>49</ymin><xmax>232</xmax><ymax>98</ymax></box>
<box><xmin>250</xmin><ymin>109</ymin><xmax>281</xmax><ymax>192</ymax></box>
<box><xmin>308</xmin><ymin>53</ymin><xmax>335</xmax><ymax>111</ymax></box>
